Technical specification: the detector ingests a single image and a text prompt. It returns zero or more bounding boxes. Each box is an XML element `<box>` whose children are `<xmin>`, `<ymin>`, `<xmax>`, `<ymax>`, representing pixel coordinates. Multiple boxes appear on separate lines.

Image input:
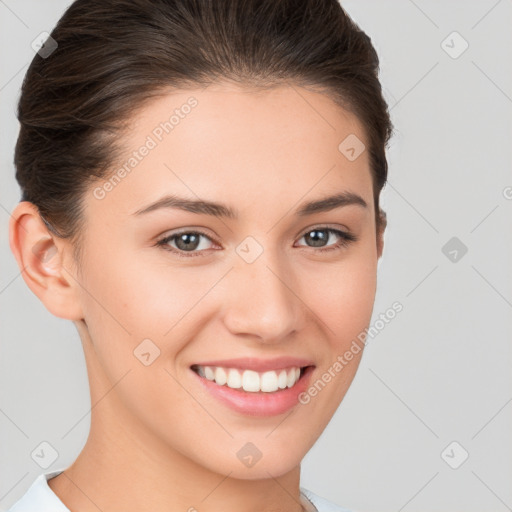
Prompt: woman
<box><xmin>8</xmin><ymin>0</ymin><xmax>392</xmax><ymax>511</ymax></box>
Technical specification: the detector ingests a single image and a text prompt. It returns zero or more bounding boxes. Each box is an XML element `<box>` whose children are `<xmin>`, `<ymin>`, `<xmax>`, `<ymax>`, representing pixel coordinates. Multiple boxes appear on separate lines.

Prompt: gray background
<box><xmin>1</xmin><ymin>1</ymin><xmax>511</xmax><ymax>511</ymax></box>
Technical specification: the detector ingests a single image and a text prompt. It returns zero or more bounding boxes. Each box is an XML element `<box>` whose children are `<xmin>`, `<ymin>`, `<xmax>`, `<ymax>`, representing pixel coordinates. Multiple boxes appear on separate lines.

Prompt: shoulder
<box><xmin>300</xmin><ymin>486</ymin><xmax>359</xmax><ymax>512</ymax></box>
<box><xmin>5</xmin><ymin>470</ymin><xmax>70</xmax><ymax>512</ymax></box>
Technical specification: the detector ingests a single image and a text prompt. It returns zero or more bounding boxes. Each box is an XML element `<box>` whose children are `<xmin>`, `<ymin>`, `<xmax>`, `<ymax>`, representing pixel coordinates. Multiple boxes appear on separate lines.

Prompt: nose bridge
<box><xmin>222</xmin><ymin>245</ymin><xmax>303</xmax><ymax>341</ymax></box>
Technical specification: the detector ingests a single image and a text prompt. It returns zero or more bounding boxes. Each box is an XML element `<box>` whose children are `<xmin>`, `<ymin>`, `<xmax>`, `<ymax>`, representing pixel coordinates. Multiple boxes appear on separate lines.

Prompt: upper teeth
<box><xmin>194</xmin><ymin>365</ymin><xmax>302</xmax><ymax>393</ymax></box>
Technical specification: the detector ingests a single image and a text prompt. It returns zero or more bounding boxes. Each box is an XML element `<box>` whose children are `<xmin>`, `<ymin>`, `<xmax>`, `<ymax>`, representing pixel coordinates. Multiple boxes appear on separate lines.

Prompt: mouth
<box><xmin>188</xmin><ymin>355</ymin><xmax>316</xmax><ymax>416</ymax></box>
<box><xmin>190</xmin><ymin>364</ymin><xmax>314</xmax><ymax>393</ymax></box>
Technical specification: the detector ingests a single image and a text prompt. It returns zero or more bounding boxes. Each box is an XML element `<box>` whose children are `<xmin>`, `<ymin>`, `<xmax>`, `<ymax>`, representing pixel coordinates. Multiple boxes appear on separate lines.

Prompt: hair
<box><xmin>15</xmin><ymin>0</ymin><xmax>393</xmax><ymax>266</ymax></box>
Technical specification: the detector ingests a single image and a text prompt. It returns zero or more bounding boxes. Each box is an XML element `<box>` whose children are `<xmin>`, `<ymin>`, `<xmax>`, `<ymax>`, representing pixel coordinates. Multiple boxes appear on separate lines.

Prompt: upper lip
<box><xmin>191</xmin><ymin>356</ymin><xmax>315</xmax><ymax>372</ymax></box>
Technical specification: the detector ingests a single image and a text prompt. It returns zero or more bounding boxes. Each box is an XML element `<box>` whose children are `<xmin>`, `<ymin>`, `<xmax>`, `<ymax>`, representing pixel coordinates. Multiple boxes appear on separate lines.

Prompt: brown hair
<box><xmin>14</xmin><ymin>0</ymin><xmax>393</xmax><ymax>264</ymax></box>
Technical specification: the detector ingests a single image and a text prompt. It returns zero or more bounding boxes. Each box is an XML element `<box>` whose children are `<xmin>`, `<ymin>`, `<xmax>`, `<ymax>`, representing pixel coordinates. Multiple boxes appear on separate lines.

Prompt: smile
<box><xmin>189</xmin><ymin>357</ymin><xmax>316</xmax><ymax>416</ymax></box>
<box><xmin>191</xmin><ymin>364</ymin><xmax>305</xmax><ymax>393</ymax></box>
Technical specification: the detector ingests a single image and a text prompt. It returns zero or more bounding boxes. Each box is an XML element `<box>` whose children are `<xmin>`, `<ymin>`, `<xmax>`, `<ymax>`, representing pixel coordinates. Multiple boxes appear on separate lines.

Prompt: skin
<box><xmin>9</xmin><ymin>82</ymin><xmax>385</xmax><ymax>512</ymax></box>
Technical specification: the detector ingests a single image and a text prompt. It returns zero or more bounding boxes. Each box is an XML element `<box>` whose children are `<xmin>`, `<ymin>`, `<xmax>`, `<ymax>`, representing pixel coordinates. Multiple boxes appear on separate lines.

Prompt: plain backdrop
<box><xmin>1</xmin><ymin>1</ymin><xmax>511</xmax><ymax>511</ymax></box>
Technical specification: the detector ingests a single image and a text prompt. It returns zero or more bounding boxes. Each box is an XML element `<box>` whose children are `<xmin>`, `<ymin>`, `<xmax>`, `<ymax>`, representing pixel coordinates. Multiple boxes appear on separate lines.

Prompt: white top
<box><xmin>6</xmin><ymin>469</ymin><xmax>356</xmax><ymax>512</ymax></box>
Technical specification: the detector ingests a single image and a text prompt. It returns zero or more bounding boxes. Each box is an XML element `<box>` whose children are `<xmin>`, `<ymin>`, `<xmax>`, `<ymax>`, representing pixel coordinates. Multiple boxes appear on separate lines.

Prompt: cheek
<box><xmin>283</xmin><ymin>251</ymin><xmax>377</xmax><ymax>439</ymax></box>
<box><xmin>80</xmin><ymin>246</ymin><xmax>193</xmax><ymax>335</ymax></box>
<box><xmin>302</xmin><ymin>251</ymin><xmax>378</xmax><ymax>344</ymax></box>
<box><xmin>76</xmin><ymin>248</ymin><xmax>167</xmax><ymax>372</ymax></box>
<box><xmin>77</xmin><ymin>246</ymin><xmax>223</xmax><ymax>391</ymax></box>
<box><xmin>77</xmin><ymin>250</ymin><xmax>197</xmax><ymax>428</ymax></box>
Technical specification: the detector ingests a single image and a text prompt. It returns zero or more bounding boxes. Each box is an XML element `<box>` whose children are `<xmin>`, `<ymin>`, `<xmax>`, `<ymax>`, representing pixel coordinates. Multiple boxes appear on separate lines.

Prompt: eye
<box><xmin>156</xmin><ymin>230</ymin><xmax>217</xmax><ymax>258</ymax></box>
<box><xmin>156</xmin><ymin>226</ymin><xmax>358</xmax><ymax>258</ymax></box>
<box><xmin>295</xmin><ymin>227</ymin><xmax>357</xmax><ymax>253</ymax></box>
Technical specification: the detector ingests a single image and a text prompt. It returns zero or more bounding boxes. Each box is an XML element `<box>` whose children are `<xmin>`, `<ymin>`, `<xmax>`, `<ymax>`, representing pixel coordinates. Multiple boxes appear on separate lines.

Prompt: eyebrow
<box><xmin>132</xmin><ymin>191</ymin><xmax>368</xmax><ymax>218</ymax></box>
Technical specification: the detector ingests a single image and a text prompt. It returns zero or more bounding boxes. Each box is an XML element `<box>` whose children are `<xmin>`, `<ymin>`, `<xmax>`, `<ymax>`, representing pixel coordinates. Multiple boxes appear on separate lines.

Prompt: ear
<box><xmin>9</xmin><ymin>201</ymin><xmax>84</xmax><ymax>321</ymax></box>
<box><xmin>376</xmin><ymin>208</ymin><xmax>386</xmax><ymax>259</ymax></box>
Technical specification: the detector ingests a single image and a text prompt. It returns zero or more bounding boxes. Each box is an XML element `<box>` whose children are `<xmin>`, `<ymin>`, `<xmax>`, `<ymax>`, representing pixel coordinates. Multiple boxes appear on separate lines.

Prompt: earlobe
<box><xmin>8</xmin><ymin>201</ymin><xmax>84</xmax><ymax>321</ymax></box>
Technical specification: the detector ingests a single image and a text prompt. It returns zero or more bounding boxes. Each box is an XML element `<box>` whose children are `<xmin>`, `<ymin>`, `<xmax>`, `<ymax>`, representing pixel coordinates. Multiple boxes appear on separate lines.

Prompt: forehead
<box><xmin>86</xmin><ymin>83</ymin><xmax>373</xmax><ymax>224</ymax></box>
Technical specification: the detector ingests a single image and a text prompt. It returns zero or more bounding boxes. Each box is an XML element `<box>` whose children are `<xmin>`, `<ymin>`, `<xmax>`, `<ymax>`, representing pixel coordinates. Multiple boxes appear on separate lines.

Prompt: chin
<box><xmin>226</xmin><ymin>458</ymin><xmax>301</xmax><ymax>480</ymax></box>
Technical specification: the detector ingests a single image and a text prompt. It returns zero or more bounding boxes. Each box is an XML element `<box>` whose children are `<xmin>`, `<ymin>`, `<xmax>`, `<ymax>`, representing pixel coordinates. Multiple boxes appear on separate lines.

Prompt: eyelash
<box><xmin>155</xmin><ymin>227</ymin><xmax>358</xmax><ymax>259</ymax></box>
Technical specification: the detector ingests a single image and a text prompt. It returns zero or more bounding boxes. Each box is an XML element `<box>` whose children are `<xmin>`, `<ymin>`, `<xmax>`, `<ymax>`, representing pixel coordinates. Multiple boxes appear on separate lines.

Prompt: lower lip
<box><xmin>191</xmin><ymin>366</ymin><xmax>315</xmax><ymax>417</ymax></box>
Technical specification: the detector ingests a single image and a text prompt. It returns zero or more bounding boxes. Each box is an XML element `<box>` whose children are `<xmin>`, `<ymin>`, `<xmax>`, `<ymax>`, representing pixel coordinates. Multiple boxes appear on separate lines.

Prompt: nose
<box><xmin>221</xmin><ymin>253</ymin><xmax>306</xmax><ymax>344</ymax></box>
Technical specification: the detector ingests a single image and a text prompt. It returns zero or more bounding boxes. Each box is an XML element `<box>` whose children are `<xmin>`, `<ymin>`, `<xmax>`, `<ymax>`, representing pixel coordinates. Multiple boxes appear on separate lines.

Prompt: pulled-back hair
<box><xmin>15</xmin><ymin>0</ymin><xmax>393</xmax><ymax>262</ymax></box>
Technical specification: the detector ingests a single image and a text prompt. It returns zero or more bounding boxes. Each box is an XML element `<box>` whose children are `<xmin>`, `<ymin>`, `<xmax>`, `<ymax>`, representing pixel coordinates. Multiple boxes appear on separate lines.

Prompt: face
<box><xmin>63</xmin><ymin>83</ymin><xmax>383</xmax><ymax>478</ymax></box>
